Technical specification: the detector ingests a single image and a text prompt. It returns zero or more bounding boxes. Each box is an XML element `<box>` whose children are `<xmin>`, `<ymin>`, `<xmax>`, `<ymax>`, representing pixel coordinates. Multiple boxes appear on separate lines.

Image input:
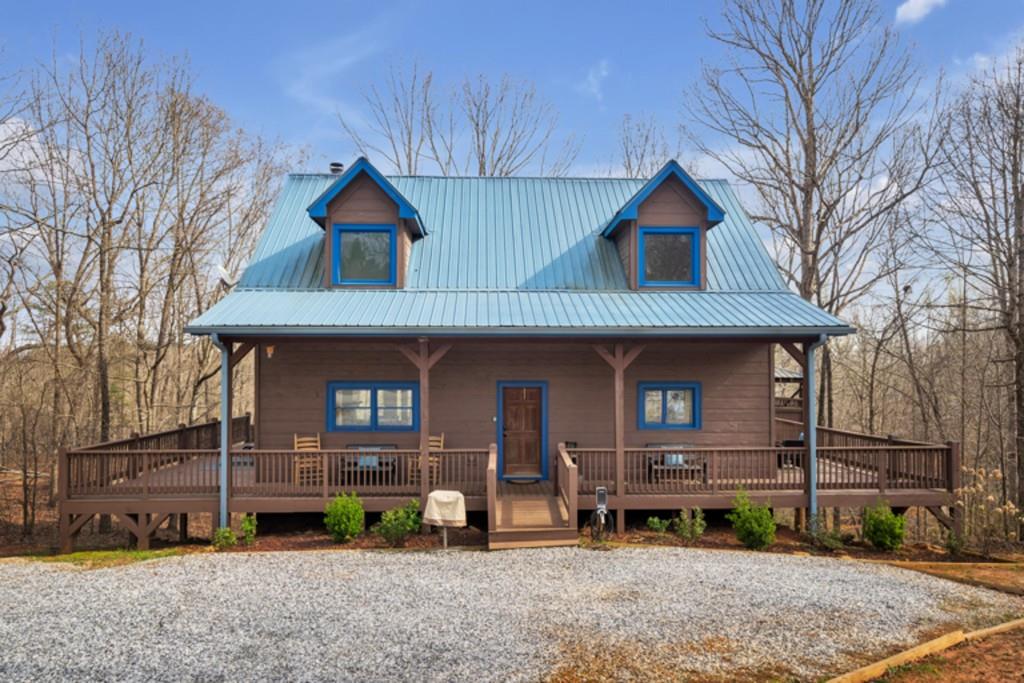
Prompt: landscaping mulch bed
<box><xmin>594</xmin><ymin>525</ymin><xmax>987</xmax><ymax>563</ymax></box>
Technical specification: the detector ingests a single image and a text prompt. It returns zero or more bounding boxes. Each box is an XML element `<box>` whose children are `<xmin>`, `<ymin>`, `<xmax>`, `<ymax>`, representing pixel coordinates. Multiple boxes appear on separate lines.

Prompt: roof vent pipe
<box><xmin>329</xmin><ymin>161</ymin><xmax>345</xmax><ymax>175</ymax></box>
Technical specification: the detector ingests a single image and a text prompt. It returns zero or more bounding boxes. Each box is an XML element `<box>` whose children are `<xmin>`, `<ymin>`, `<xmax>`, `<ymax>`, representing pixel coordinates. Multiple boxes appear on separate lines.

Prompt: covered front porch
<box><xmin>59</xmin><ymin>426</ymin><xmax>960</xmax><ymax>552</ymax></box>
<box><xmin>58</xmin><ymin>336</ymin><xmax>961</xmax><ymax>550</ymax></box>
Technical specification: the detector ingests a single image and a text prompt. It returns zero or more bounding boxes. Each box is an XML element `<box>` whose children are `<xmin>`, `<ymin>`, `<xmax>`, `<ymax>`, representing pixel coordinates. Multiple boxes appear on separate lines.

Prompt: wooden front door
<box><xmin>501</xmin><ymin>385</ymin><xmax>544</xmax><ymax>478</ymax></box>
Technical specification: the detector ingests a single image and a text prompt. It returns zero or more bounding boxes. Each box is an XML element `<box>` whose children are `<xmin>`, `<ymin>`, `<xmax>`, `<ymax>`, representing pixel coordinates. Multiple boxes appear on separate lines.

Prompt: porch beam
<box><xmin>229</xmin><ymin>342</ymin><xmax>254</xmax><ymax>370</ymax></box>
<box><xmin>781</xmin><ymin>342</ymin><xmax>806</xmax><ymax>370</ymax></box>
<box><xmin>594</xmin><ymin>343</ymin><xmax>645</xmax><ymax>533</ymax></box>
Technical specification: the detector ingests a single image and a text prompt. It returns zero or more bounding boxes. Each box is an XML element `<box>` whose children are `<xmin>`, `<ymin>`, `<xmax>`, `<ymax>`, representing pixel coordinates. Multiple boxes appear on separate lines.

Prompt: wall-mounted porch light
<box><xmin>265</xmin><ymin>344</ymin><xmax>275</xmax><ymax>359</ymax></box>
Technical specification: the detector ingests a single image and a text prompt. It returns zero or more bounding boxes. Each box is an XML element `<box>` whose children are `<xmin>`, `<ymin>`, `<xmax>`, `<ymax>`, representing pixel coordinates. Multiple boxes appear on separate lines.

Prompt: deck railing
<box><xmin>570</xmin><ymin>448</ymin><xmax>617</xmax><ymax>494</ymax></box>
<box><xmin>431</xmin><ymin>449</ymin><xmax>489</xmax><ymax>496</ymax></box>
<box><xmin>566</xmin><ymin>442</ymin><xmax>955</xmax><ymax>498</ymax></box>
<box><xmin>232</xmin><ymin>449</ymin><xmax>422</xmax><ymax>498</ymax></box>
<box><xmin>72</xmin><ymin>415</ymin><xmax>251</xmax><ymax>453</ymax></box>
<box><xmin>774</xmin><ymin>417</ymin><xmax>936</xmax><ymax>448</ymax></box>
<box><xmin>556</xmin><ymin>443</ymin><xmax>578</xmax><ymax>529</ymax></box>
<box><xmin>622</xmin><ymin>447</ymin><xmax>807</xmax><ymax>494</ymax></box>
<box><xmin>486</xmin><ymin>445</ymin><xmax>498</xmax><ymax>532</ymax></box>
<box><xmin>64</xmin><ymin>449</ymin><xmax>219</xmax><ymax>499</ymax></box>
<box><xmin>63</xmin><ymin>444</ymin><xmax>498</xmax><ymax>501</ymax></box>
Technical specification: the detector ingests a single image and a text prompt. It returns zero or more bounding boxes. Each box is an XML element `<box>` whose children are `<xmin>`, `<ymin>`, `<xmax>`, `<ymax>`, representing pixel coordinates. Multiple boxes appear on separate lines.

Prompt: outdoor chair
<box><xmin>293</xmin><ymin>433</ymin><xmax>322</xmax><ymax>488</ymax></box>
<box><xmin>408</xmin><ymin>433</ymin><xmax>444</xmax><ymax>486</ymax></box>
<box><xmin>645</xmin><ymin>443</ymin><xmax>707</xmax><ymax>485</ymax></box>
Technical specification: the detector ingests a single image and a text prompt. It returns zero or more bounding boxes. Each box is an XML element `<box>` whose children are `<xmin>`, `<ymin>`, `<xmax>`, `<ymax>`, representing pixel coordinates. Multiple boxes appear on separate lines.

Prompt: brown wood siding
<box><xmin>322</xmin><ymin>171</ymin><xmax>410</xmax><ymax>288</ymax></box>
<box><xmin>257</xmin><ymin>340</ymin><xmax>771</xmax><ymax>479</ymax></box>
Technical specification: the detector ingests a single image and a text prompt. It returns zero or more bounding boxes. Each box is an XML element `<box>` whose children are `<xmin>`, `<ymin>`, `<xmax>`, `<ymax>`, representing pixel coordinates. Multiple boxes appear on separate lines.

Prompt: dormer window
<box><xmin>332</xmin><ymin>223</ymin><xmax>397</xmax><ymax>286</ymax></box>
<box><xmin>638</xmin><ymin>226</ymin><xmax>700</xmax><ymax>287</ymax></box>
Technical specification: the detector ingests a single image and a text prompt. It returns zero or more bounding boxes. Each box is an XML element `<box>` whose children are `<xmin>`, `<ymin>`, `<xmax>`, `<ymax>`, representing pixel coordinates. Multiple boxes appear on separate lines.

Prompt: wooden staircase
<box><xmin>487</xmin><ymin>481</ymin><xmax>578</xmax><ymax>550</ymax></box>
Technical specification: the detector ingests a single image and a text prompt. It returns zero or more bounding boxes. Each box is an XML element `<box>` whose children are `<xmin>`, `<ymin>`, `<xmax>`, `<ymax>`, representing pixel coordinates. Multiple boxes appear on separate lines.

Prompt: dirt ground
<box><xmin>875</xmin><ymin>628</ymin><xmax>1024</xmax><ymax>682</ymax></box>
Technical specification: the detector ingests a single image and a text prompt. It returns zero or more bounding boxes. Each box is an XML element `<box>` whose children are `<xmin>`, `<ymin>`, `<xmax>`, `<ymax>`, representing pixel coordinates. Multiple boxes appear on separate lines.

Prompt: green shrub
<box><xmin>804</xmin><ymin>513</ymin><xmax>843</xmax><ymax>551</ymax></box>
<box><xmin>211</xmin><ymin>526</ymin><xmax>237</xmax><ymax>551</ymax></box>
<box><xmin>726</xmin><ymin>490</ymin><xmax>776</xmax><ymax>550</ymax></box>
<box><xmin>863</xmin><ymin>502</ymin><xmax>905</xmax><ymax>551</ymax></box>
<box><xmin>944</xmin><ymin>531</ymin><xmax>965</xmax><ymax>557</ymax></box>
<box><xmin>646</xmin><ymin>516</ymin><xmax>671</xmax><ymax>534</ymax></box>
<box><xmin>674</xmin><ymin>507</ymin><xmax>707</xmax><ymax>544</ymax></box>
<box><xmin>375</xmin><ymin>499</ymin><xmax>421</xmax><ymax>547</ymax></box>
<box><xmin>324</xmin><ymin>493</ymin><xmax>365</xmax><ymax>542</ymax></box>
<box><xmin>240</xmin><ymin>514</ymin><xmax>257</xmax><ymax>546</ymax></box>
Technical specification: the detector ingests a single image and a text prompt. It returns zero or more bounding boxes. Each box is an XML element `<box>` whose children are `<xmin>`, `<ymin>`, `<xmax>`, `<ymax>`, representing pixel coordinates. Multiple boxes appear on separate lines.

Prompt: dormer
<box><xmin>307</xmin><ymin>157</ymin><xmax>425</xmax><ymax>288</ymax></box>
<box><xmin>602</xmin><ymin>161</ymin><xmax>725</xmax><ymax>290</ymax></box>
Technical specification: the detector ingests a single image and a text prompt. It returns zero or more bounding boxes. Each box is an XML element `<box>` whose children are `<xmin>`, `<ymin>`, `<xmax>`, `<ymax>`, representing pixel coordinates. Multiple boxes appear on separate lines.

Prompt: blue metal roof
<box><xmin>189</xmin><ymin>172</ymin><xmax>852</xmax><ymax>337</ymax></box>
<box><xmin>187</xmin><ymin>289</ymin><xmax>849</xmax><ymax>336</ymax></box>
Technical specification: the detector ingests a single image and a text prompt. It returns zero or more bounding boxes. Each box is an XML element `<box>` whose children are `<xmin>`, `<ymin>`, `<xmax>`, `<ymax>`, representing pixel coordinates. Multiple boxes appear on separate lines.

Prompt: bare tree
<box><xmin>340</xmin><ymin>68</ymin><xmax>579</xmax><ymax>176</ymax></box>
<box><xmin>928</xmin><ymin>47</ymin><xmax>1024</xmax><ymax>535</ymax></box>
<box><xmin>457</xmin><ymin>74</ymin><xmax>578</xmax><ymax>177</ymax></box>
<box><xmin>687</xmin><ymin>0</ymin><xmax>944</xmax><ymax>423</ymax></box>
<box><xmin>340</xmin><ymin>64</ymin><xmax>436</xmax><ymax>174</ymax></box>
<box><xmin>618</xmin><ymin>113</ymin><xmax>673</xmax><ymax>179</ymax></box>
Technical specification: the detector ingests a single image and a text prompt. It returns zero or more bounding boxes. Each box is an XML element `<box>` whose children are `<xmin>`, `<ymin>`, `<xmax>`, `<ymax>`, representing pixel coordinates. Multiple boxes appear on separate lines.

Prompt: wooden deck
<box><xmin>58</xmin><ymin>417</ymin><xmax>960</xmax><ymax>551</ymax></box>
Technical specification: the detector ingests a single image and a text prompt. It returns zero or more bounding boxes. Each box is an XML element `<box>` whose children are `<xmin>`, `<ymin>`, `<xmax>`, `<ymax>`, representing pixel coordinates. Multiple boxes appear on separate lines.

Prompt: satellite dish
<box><xmin>217</xmin><ymin>264</ymin><xmax>238</xmax><ymax>290</ymax></box>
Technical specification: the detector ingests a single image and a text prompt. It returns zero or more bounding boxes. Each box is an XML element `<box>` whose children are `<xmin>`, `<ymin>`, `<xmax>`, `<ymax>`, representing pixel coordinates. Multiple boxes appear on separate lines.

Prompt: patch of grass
<box><xmin>875</xmin><ymin>660</ymin><xmax>944</xmax><ymax>681</ymax></box>
<box><xmin>34</xmin><ymin>547</ymin><xmax>184</xmax><ymax>569</ymax></box>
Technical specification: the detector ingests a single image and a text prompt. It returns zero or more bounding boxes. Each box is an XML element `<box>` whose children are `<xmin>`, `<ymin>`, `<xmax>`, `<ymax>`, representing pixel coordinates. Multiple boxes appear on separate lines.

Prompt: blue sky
<box><xmin>3</xmin><ymin>0</ymin><xmax>1023</xmax><ymax>174</ymax></box>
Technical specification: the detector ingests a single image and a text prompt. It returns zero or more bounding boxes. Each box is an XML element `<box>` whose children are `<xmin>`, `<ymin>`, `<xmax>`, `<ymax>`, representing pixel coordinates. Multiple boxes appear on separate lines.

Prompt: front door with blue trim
<box><xmin>501</xmin><ymin>385</ymin><xmax>543</xmax><ymax>478</ymax></box>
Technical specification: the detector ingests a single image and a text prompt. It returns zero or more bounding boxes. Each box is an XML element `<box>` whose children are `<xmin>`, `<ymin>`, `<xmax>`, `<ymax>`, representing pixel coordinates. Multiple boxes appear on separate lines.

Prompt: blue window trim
<box><xmin>496</xmin><ymin>381</ymin><xmax>549</xmax><ymax>481</ymax></box>
<box><xmin>332</xmin><ymin>223</ymin><xmax>397</xmax><ymax>286</ymax></box>
<box><xmin>326</xmin><ymin>380</ymin><xmax>419</xmax><ymax>432</ymax></box>
<box><xmin>637</xmin><ymin>382</ymin><xmax>702</xmax><ymax>430</ymax></box>
<box><xmin>638</xmin><ymin>226</ymin><xmax>701</xmax><ymax>288</ymax></box>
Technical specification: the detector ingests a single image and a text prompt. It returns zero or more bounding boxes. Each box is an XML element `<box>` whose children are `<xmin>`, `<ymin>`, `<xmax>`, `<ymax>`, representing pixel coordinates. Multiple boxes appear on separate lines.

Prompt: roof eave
<box><xmin>184</xmin><ymin>324</ymin><xmax>857</xmax><ymax>338</ymax></box>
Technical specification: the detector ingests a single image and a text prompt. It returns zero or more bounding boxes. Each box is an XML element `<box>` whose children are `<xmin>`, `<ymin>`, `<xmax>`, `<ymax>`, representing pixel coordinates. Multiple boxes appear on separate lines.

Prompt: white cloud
<box><xmin>575</xmin><ymin>59</ymin><xmax>610</xmax><ymax>101</ymax></box>
<box><xmin>895</xmin><ymin>0</ymin><xmax>947</xmax><ymax>25</ymax></box>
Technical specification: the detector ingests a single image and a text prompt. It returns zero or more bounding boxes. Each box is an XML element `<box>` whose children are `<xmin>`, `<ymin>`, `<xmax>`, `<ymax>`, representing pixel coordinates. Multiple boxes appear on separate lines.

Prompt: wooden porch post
<box><xmin>595</xmin><ymin>343</ymin><xmax>644</xmax><ymax>534</ymax></box>
<box><xmin>781</xmin><ymin>341</ymin><xmax>809</xmax><ymax>531</ymax></box>
<box><xmin>396</xmin><ymin>339</ymin><xmax>452</xmax><ymax>508</ymax></box>
<box><xmin>418</xmin><ymin>338</ymin><xmax>430</xmax><ymax>506</ymax></box>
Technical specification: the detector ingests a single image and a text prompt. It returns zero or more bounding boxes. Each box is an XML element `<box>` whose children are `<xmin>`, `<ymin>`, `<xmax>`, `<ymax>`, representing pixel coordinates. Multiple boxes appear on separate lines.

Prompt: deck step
<box><xmin>487</xmin><ymin>526</ymin><xmax>578</xmax><ymax>550</ymax></box>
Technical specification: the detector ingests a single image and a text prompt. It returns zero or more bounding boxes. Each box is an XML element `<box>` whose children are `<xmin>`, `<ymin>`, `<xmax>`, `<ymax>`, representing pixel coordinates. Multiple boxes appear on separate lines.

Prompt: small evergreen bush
<box><xmin>674</xmin><ymin>507</ymin><xmax>707</xmax><ymax>544</ymax></box>
<box><xmin>863</xmin><ymin>501</ymin><xmax>905</xmax><ymax>551</ymax></box>
<box><xmin>726</xmin><ymin>490</ymin><xmax>776</xmax><ymax>550</ymax></box>
<box><xmin>211</xmin><ymin>526</ymin><xmax>237</xmax><ymax>551</ymax></box>
<box><xmin>375</xmin><ymin>499</ymin><xmax>421</xmax><ymax>547</ymax></box>
<box><xmin>324</xmin><ymin>492</ymin><xmax>365</xmax><ymax>542</ymax></box>
<box><xmin>943</xmin><ymin>531</ymin><xmax>965</xmax><ymax>557</ymax></box>
<box><xmin>646</xmin><ymin>516</ymin><xmax>671</xmax><ymax>534</ymax></box>
<box><xmin>240</xmin><ymin>514</ymin><xmax>257</xmax><ymax>546</ymax></box>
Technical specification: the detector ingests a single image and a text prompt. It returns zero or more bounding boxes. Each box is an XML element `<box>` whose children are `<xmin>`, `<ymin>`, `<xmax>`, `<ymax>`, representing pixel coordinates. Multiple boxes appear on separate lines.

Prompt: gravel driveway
<box><xmin>0</xmin><ymin>547</ymin><xmax>1019</xmax><ymax>682</ymax></box>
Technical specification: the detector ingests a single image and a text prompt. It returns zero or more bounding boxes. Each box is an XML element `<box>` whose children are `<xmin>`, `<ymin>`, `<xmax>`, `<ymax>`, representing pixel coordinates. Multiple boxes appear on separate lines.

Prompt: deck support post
<box><xmin>212</xmin><ymin>334</ymin><xmax>232</xmax><ymax>531</ymax></box>
<box><xmin>179</xmin><ymin>513</ymin><xmax>188</xmax><ymax>543</ymax></box>
<box><xmin>594</xmin><ymin>343</ymin><xmax>645</xmax><ymax>534</ymax></box>
<box><xmin>947</xmin><ymin>441</ymin><xmax>963</xmax><ymax>537</ymax></box>
<box><xmin>805</xmin><ymin>335</ymin><xmax>826</xmax><ymax>525</ymax></box>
